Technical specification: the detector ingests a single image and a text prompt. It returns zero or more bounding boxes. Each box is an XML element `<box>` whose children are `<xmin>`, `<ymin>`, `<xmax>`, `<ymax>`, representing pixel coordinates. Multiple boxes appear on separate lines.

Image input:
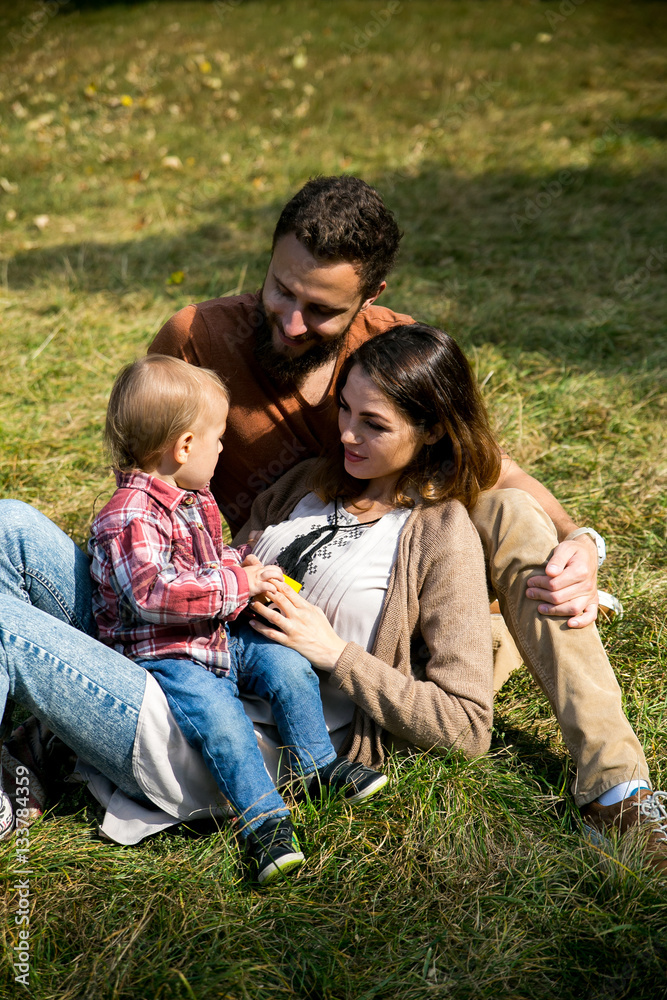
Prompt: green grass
<box><xmin>0</xmin><ymin>1</ymin><xmax>666</xmax><ymax>997</ymax></box>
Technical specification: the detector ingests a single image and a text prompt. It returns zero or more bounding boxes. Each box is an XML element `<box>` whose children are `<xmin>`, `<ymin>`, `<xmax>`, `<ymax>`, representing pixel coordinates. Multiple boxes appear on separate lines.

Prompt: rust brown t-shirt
<box><xmin>148</xmin><ymin>292</ymin><xmax>413</xmax><ymax>532</ymax></box>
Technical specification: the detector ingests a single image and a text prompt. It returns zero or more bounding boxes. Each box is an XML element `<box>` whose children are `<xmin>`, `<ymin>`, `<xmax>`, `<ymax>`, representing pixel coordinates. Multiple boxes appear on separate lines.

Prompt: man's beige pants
<box><xmin>471</xmin><ymin>489</ymin><xmax>649</xmax><ymax>807</ymax></box>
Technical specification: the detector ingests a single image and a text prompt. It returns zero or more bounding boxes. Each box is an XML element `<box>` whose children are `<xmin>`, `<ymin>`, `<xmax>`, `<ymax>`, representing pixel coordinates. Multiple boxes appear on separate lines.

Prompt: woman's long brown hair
<box><xmin>312</xmin><ymin>324</ymin><xmax>502</xmax><ymax>511</ymax></box>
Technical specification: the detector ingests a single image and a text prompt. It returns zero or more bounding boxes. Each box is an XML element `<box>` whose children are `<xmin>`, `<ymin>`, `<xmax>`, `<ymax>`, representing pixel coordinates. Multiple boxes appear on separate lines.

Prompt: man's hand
<box><xmin>493</xmin><ymin>458</ymin><xmax>601</xmax><ymax>627</ymax></box>
<box><xmin>526</xmin><ymin>536</ymin><xmax>599</xmax><ymax>628</ymax></box>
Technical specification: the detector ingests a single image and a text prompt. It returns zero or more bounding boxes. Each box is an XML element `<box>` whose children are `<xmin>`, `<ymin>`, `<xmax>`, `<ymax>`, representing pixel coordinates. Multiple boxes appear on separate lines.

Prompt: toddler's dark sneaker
<box><xmin>309</xmin><ymin>756</ymin><xmax>388</xmax><ymax>805</ymax></box>
<box><xmin>246</xmin><ymin>816</ymin><xmax>305</xmax><ymax>885</ymax></box>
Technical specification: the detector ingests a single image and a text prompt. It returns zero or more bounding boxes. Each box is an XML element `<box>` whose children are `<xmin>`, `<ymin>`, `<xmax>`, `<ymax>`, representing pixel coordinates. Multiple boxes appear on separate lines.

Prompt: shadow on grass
<box><xmin>58</xmin><ymin>0</ymin><xmax>261</xmax><ymax>8</ymax></box>
<box><xmin>8</xmin><ymin>160</ymin><xmax>666</xmax><ymax>373</ymax></box>
<box><xmin>624</xmin><ymin>117</ymin><xmax>667</xmax><ymax>142</ymax></box>
<box><xmin>492</xmin><ymin>718</ymin><xmax>570</xmax><ymax>801</ymax></box>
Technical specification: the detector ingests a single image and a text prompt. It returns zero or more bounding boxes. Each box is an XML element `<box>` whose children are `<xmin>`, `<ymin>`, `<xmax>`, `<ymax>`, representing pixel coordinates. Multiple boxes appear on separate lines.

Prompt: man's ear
<box><xmin>360</xmin><ymin>280</ymin><xmax>387</xmax><ymax>311</ymax></box>
<box><xmin>172</xmin><ymin>431</ymin><xmax>194</xmax><ymax>466</ymax></box>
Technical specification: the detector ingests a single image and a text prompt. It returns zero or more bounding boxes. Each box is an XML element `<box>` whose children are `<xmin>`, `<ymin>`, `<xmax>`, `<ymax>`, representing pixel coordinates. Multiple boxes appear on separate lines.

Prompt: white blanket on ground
<box><xmin>80</xmin><ymin>670</ymin><xmax>352</xmax><ymax>845</ymax></box>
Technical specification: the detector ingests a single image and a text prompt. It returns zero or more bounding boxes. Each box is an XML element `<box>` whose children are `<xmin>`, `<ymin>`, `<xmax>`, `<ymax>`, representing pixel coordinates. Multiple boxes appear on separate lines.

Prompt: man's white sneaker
<box><xmin>0</xmin><ymin>789</ymin><xmax>14</xmax><ymax>841</ymax></box>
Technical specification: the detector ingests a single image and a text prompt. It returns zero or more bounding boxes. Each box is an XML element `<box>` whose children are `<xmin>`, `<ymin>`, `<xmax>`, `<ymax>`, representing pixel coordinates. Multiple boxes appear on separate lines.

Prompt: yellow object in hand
<box><xmin>282</xmin><ymin>574</ymin><xmax>302</xmax><ymax>594</ymax></box>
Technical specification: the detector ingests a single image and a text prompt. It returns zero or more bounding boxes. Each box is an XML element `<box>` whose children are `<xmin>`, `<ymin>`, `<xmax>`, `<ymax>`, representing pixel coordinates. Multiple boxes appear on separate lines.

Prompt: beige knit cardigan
<box><xmin>234</xmin><ymin>461</ymin><xmax>494</xmax><ymax>768</ymax></box>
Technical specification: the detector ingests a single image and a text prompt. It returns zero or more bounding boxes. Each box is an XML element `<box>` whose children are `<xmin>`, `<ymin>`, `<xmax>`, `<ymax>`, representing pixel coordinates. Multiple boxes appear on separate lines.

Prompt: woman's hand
<box><xmin>248</xmin><ymin>583</ymin><xmax>347</xmax><ymax>671</ymax></box>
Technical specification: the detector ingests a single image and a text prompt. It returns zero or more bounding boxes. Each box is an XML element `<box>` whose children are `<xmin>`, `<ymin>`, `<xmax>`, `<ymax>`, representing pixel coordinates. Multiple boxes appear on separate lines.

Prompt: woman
<box><xmin>0</xmin><ymin>324</ymin><xmax>499</xmax><ymax>844</ymax></box>
<box><xmin>236</xmin><ymin>323</ymin><xmax>501</xmax><ymax>773</ymax></box>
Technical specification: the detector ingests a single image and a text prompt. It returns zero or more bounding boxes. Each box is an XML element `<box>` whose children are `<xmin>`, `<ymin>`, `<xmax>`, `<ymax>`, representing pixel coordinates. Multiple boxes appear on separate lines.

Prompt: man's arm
<box><xmin>493</xmin><ymin>456</ymin><xmax>600</xmax><ymax>629</ymax></box>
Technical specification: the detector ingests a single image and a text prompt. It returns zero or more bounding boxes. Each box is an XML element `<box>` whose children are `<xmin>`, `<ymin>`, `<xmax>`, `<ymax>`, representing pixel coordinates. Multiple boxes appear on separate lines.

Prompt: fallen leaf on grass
<box><xmin>162</xmin><ymin>155</ymin><xmax>182</xmax><ymax>169</ymax></box>
<box><xmin>27</xmin><ymin>112</ymin><xmax>55</xmax><ymax>131</ymax></box>
<box><xmin>33</xmin><ymin>215</ymin><xmax>50</xmax><ymax>230</ymax></box>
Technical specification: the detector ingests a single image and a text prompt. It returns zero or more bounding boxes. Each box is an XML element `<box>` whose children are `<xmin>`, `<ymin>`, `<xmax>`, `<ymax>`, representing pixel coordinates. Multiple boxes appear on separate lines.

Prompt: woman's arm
<box><xmin>335</xmin><ymin>507</ymin><xmax>494</xmax><ymax>757</ymax></box>
<box><xmin>250</xmin><ymin>504</ymin><xmax>494</xmax><ymax>759</ymax></box>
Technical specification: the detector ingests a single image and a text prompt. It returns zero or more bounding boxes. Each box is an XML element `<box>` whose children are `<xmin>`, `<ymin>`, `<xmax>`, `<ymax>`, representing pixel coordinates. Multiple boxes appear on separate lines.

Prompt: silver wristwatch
<box><xmin>565</xmin><ymin>527</ymin><xmax>606</xmax><ymax>567</ymax></box>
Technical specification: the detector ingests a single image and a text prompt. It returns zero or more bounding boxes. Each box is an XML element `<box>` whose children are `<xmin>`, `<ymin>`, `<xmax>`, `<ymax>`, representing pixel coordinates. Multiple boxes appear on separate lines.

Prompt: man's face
<box><xmin>257</xmin><ymin>233</ymin><xmax>380</xmax><ymax>386</ymax></box>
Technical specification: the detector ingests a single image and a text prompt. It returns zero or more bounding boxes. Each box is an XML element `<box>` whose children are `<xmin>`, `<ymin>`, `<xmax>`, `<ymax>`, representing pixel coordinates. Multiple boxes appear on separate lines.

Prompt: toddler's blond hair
<box><xmin>105</xmin><ymin>355</ymin><xmax>228</xmax><ymax>472</ymax></box>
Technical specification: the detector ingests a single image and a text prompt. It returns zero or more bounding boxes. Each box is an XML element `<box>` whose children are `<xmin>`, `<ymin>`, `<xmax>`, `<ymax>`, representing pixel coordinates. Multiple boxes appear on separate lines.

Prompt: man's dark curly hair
<box><xmin>271</xmin><ymin>175</ymin><xmax>403</xmax><ymax>300</ymax></box>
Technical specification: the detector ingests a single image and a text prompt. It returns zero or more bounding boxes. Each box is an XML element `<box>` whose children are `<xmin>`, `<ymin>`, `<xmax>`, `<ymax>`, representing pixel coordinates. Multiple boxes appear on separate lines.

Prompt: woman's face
<box><xmin>338</xmin><ymin>365</ymin><xmax>431</xmax><ymax>493</ymax></box>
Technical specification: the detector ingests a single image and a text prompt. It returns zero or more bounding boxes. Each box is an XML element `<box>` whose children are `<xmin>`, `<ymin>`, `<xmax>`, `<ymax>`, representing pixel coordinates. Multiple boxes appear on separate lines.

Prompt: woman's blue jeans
<box><xmin>143</xmin><ymin>622</ymin><xmax>336</xmax><ymax>835</ymax></box>
<box><xmin>0</xmin><ymin>500</ymin><xmax>150</xmax><ymax>801</ymax></box>
<box><xmin>0</xmin><ymin>501</ymin><xmax>336</xmax><ymax>826</ymax></box>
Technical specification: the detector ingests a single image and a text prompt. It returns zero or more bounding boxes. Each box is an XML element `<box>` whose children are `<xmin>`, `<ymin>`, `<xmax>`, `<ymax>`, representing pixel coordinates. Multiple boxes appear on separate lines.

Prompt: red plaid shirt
<box><xmin>89</xmin><ymin>471</ymin><xmax>251</xmax><ymax>675</ymax></box>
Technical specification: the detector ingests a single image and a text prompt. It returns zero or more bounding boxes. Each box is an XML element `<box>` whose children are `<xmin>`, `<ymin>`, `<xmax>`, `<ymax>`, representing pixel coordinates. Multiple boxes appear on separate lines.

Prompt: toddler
<box><xmin>89</xmin><ymin>355</ymin><xmax>387</xmax><ymax>883</ymax></box>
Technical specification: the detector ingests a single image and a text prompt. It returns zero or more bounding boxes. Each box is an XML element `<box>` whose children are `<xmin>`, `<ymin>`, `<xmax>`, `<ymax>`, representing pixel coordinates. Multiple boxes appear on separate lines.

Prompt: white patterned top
<box><xmin>252</xmin><ymin>492</ymin><xmax>412</xmax><ymax>653</ymax></box>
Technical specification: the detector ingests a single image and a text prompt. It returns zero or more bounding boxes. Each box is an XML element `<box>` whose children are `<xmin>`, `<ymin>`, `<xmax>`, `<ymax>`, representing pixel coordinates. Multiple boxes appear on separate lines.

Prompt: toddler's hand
<box><xmin>243</xmin><ymin>560</ymin><xmax>283</xmax><ymax>598</ymax></box>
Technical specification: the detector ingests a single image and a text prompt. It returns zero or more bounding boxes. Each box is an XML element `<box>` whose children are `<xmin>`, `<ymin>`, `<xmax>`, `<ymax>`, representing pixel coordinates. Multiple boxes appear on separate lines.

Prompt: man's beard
<box><xmin>253</xmin><ymin>303</ymin><xmax>350</xmax><ymax>389</ymax></box>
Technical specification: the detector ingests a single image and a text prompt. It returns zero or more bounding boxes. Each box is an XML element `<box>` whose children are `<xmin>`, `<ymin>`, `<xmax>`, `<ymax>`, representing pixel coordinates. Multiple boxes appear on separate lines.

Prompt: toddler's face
<box><xmin>174</xmin><ymin>397</ymin><xmax>229</xmax><ymax>492</ymax></box>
